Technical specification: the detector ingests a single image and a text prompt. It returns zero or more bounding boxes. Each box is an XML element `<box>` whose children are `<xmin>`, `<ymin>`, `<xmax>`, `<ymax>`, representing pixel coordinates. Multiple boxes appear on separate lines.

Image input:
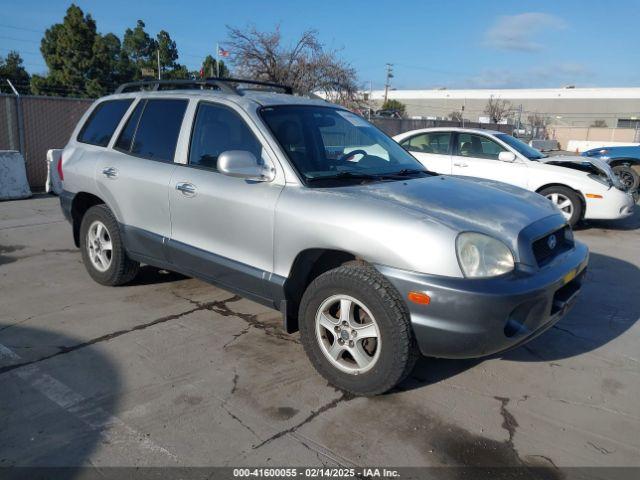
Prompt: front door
<box><xmin>451</xmin><ymin>132</ymin><xmax>527</xmax><ymax>188</ymax></box>
<box><xmin>168</xmin><ymin>101</ymin><xmax>284</xmax><ymax>302</ymax></box>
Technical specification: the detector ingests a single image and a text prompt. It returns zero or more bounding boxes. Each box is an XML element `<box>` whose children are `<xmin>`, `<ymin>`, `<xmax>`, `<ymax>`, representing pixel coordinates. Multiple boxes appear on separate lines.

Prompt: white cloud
<box><xmin>462</xmin><ymin>63</ymin><xmax>593</xmax><ymax>89</ymax></box>
<box><xmin>484</xmin><ymin>13</ymin><xmax>567</xmax><ymax>52</ymax></box>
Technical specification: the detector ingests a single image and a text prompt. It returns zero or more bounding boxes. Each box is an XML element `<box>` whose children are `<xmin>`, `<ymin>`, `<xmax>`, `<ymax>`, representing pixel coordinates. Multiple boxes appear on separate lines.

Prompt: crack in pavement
<box><xmin>494</xmin><ymin>396</ymin><xmax>519</xmax><ymax>445</ymax></box>
<box><xmin>172</xmin><ymin>290</ymin><xmax>299</xmax><ymax>345</ymax></box>
<box><xmin>0</xmin><ymin>296</ymin><xmax>237</xmax><ymax>375</ymax></box>
<box><xmin>251</xmin><ymin>391</ymin><xmax>355</xmax><ymax>450</ymax></box>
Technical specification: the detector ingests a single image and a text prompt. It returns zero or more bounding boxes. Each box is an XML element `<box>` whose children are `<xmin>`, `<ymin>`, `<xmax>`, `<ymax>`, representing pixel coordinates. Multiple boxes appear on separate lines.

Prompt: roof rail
<box><xmin>114</xmin><ymin>77</ymin><xmax>293</xmax><ymax>95</ymax></box>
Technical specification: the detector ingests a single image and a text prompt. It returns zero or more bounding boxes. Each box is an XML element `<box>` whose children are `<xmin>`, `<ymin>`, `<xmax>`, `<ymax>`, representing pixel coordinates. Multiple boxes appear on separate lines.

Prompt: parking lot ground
<box><xmin>1</xmin><ymin>194</ymin><xmax>639</xmax><ymax>470</ymax></box>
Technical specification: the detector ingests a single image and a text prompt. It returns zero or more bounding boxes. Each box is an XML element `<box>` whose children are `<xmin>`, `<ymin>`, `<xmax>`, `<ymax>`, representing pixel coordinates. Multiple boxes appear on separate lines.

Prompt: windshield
<box><xmin>495</xmin><ymin>133</ymin><xmax>546</xmax><ymax>160</ymax></box>
<box><xmin>260</xmin><ymin>105</ymin><xmax>429</xmax><ymax>185</ymax></box>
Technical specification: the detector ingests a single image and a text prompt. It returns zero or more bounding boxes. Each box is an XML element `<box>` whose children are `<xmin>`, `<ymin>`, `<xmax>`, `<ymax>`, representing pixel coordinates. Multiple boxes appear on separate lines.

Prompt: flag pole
<box><xmin>216</xmin><ymin>43</ymin><xmax>220</xmax><ymax>78</ymax></box>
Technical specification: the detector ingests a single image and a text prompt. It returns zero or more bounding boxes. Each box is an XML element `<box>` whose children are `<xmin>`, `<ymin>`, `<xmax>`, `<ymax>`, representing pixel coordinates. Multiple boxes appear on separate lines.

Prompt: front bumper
<box><xmin>376</xmin><ymin>241</ymin><xmax>589</xmax><ymax>358</ymax></box>
<box><xmin>585</xmin><ymin>188</ymin><xmax>636</xmax><ymax>220</ymax></box>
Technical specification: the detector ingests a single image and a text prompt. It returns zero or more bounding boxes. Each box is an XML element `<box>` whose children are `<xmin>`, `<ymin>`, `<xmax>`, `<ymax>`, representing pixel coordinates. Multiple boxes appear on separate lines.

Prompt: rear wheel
<box><xmin>540</xmin><ymin>186</ymin><xmax>583</xmax><ymax>227</ymax></box>
<box><xmin>299</xmin><ymin>263</ymin><xmax>418</xmax><ymax>396</ymax></box>
<box><xmin>80</xmin><ymin>205</ymin><xmax>139</xmax><ymax>286</ymax></box>
<box><xmin>612</xmin><ymin>165</ymin><xmax>639</xmax><ymax>190</ymax></box>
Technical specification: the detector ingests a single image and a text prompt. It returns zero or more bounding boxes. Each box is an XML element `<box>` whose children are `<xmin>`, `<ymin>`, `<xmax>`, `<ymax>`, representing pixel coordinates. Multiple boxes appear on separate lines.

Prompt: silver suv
<box><xmin>59</xmin><ymin>79</ymin><xmax>589</xmax><ymax>395</ymax></box>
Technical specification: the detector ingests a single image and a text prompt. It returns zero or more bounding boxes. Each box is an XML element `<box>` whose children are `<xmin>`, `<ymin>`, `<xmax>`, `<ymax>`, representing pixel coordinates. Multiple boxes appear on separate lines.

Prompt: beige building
<box><xmin>370</xmin><ymin>87</ymin><xmax>640</xmax><ymax>129</ymax></box>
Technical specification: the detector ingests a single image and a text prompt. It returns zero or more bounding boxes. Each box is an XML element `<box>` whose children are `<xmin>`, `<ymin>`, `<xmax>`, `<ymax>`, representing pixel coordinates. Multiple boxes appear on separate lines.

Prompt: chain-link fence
<box><xmin>370</xmin><ymin>117</ymin><xmax>513</xmax><ymax>137</ymax></box>
<box><xmin>0</xmin><ymin>94</ymin><xmax>93</xmax><ymax>189</ymax></box>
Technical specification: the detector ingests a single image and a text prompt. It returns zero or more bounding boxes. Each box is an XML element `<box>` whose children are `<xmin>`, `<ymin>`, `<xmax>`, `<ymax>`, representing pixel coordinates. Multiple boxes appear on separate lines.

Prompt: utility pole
<box><xmin>157</xmin><ymin>50</ymin><xmax>161</xmax><ymax>80</ymax></box>
<box><xmin>6</xmin><ymin>79</ymin><xmax>25</xmax><ymax>154</ymax></box>
<box><xmin>517</xmin><ymin>104</ymin><xmax>523</xmax><ymax>132</ymax></box>
<box><xmin>383</xmin><ymin>63</ymin><xmax>393</xmax><ymax>104</ymax></box>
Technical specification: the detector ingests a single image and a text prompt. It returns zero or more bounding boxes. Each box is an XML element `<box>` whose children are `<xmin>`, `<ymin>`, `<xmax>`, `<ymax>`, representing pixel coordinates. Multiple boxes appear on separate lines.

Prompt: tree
<box><xmin>381</xmin><ymin>99</ymin><xmax>406</xmax><ymax>116</ymax></box>
<box><xmin>199</xmin><ymin>55</ymin><xmax>229</xmax><ymax>78</ymax></box>
<box><xmin>0</xmin><ymin>51</ymin><xmax>30</xmax><ymax>94</ymax></box>
<box><xmin>33</xmin><ymin>4</ymin><xmax>98</xmax><ymax>96</ymax></box>
<box><xmin>224</xmin><ymin>25</ymin><xmax>358</xmax><ymax>105</ymax></box>
<box><xmin>123</xmin><ymin>20</ymin><xmax>156</xmax><ymax>79</ymax></box>
<box><xmin>87</xmin><ymin>33</ymin><xmax>134</xmax><ymax>97</ymax></box>
<box><xmin>484</xmin><ymin>95</ymin><xmax>511</xmax><ymax>123</ymax></box>
<box><xmin>449</xmin><ymin>110</ymin><xmax>463</xmax><ymax>122</ymax></box>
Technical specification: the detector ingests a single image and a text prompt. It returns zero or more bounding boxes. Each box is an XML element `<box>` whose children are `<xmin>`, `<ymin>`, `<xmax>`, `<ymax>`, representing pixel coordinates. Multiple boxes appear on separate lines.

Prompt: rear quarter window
<box><xmin>77</xmin><ymin>99</ymin><xmax>134</xmax><ymax>147</ymax></box>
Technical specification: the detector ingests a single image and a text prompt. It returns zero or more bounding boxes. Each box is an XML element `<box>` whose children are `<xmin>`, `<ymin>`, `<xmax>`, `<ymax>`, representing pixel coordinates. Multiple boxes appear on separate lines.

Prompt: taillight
<box><xmin>57</xmin><ymin>155</ymin><xmax>64</xmax><ymax>181</ymax></box>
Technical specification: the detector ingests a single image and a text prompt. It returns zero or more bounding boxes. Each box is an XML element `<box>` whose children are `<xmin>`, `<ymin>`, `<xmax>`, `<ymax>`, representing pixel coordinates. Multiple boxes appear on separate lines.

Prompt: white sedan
<box><xmin>393</xmin><ymin>128</ymin><xmax>636</xmax><ymax>226</ymax></box>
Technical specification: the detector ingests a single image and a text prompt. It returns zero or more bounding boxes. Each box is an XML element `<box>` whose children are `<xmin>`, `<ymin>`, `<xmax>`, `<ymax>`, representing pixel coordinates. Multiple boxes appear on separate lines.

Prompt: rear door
<box><xmin>451</xmin><ymin>132</ymin><xmax>527</xmax><ymax>188</ymax></box>
<box><xmin>399</xmin><ymin>131</ymin><xmax>452</xmax><ymax>174</ymax></box>
<box><xmin>167</xmin><ymin>101</ymin><xmax>284</xmax><ymax>301</ymax></box>
<box><xmin>96</xmin><ymin>97</ymin><xmax>188</xmax><ymax>261</ymax></box>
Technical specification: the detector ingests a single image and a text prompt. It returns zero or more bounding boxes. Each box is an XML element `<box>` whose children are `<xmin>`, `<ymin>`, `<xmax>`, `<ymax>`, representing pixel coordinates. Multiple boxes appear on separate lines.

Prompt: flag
<box><xmin>217</xmin><ymin>46</ymin><xmax>230</xmax><ymax>58</ymax></box>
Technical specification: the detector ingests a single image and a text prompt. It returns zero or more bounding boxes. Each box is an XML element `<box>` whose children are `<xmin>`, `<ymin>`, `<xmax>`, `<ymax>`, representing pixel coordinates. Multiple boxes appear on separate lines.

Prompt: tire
<box><xmin>299</xmin><ymin>262</ymin><xmax>418</xmax><ymax>396</ymax></box>
<box><xmin>79</xmin><ymin>204</ymin><xmax>139</xmax><ymax>286</ymax></box>
<box><xmin>612</xmin><ymin>165</ymin><xmax>639</xmax><ymax>190</ymax></box>
<box><xmin>539</xmin><ymin>186</ymin><xmax>583</xmax><ymax>227</ymax></box>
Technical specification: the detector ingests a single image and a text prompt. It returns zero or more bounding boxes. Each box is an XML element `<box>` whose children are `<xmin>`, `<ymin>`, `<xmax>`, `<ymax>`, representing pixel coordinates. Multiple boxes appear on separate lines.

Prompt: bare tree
<box><xmin>224</xmin><ymin>25</ymin><xmax>358</xmax><ymax>106</ymax></box>
<box><xmin>449</xmin><ymin>111</ymin><xmax>463</xmax><ymax>122</ymax></box>
<box><xmin>483</xmin><ymin>96</ymin><xmax>512</xmax><ymax>124</ymax></box>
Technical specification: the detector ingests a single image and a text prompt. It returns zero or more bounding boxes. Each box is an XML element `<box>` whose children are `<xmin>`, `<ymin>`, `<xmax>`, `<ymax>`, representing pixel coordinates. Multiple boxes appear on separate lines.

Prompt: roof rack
<box><xmin>114</xmin><ymin>77</ymin><xmax>293</xmax><ymax>95</ymax></box>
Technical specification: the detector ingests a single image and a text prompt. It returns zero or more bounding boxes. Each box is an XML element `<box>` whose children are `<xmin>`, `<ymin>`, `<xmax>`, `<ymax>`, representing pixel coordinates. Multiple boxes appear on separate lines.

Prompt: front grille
<box><xmin>532</xmin><ymin>226</ymin><xmax>573</xmax><ymax>266</ymax></box>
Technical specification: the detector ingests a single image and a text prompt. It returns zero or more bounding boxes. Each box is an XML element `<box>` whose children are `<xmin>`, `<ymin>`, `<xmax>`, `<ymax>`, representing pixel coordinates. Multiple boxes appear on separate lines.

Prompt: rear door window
<box><xmin>126</xmin><ymin>99</ymin><xmax>188</xmax><ymax>162</ymax></box>
<box><xmin>77</xmin><ymin>99</ymin><xmax>133</xmax><ymax>147</ymax></box>
<box><xmin>114</xmin><ymin>99</ymin><xmax>145</xmax><ymax>151</ymax></box>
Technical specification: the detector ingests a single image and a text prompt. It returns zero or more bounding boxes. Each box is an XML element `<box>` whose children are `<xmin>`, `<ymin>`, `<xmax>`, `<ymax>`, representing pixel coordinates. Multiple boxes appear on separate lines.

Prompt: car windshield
<box><xmin>495</xmin><ymin>133</ymin><xmax>547</xmax><ymax>160</ymax></box>
<box><xmin>260</xmin><ymin>105</ymin><xmax>430</xmax><ymax>185</ymax></box>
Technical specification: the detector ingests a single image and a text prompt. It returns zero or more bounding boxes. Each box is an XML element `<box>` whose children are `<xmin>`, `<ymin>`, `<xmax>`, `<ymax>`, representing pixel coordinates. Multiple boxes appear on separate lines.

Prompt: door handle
<box><xmin>453</xmin><ymin>162</ymin><xmax>468</xmax><ymax>168</ymax></box>
<box><xmin>176</xmin><ymin>182</ymin><xmax>197</xmax><ymax>196</ymax></box>
<box><xmin>102</xmin><ymin>167</ymin><xmax>118</xmax><ymax>178</ymax></box>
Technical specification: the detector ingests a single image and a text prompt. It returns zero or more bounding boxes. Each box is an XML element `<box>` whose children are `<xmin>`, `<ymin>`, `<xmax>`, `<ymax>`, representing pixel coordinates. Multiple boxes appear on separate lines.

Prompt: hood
<box><xmin>341</xmin><ymin>175</ymin><xmax>562</xmax><ymax>248</ymax></box>
<box><xmin>539</xmin><ymin>155</ymin><xmax>622</xmax><ymax>188</ymax></box>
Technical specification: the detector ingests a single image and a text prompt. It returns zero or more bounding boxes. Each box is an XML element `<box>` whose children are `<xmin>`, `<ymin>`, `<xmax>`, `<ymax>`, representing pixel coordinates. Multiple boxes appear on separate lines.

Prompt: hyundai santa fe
<box><xmin>57</xmin><ymin>79</ymin><xmax>589</xmax><ymax>395</ymax></box>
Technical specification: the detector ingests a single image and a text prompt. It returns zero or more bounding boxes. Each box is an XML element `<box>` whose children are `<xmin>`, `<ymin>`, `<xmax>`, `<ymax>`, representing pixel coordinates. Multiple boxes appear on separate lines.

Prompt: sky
<box><xmin>1</xmin><ymin>0</ymin><xmax>640</xmax><ymax>90</ymax></box>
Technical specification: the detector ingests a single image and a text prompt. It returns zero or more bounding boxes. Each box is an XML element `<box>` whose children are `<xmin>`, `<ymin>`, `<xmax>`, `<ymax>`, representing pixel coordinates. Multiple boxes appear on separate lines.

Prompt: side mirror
<box><xmin>498</xmin><ymin>151</ymin><xmax>517</xmax><ymax>162</ymax></box>
<box><xmin>218</xmin><ymin>150</ymin><xmax>274</xmax><ymax>181</ymax></box>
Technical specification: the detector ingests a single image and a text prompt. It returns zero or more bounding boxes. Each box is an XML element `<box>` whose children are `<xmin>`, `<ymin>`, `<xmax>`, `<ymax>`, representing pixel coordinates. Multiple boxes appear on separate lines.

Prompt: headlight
<box><xmin>456</xmin><ymin>232</ymin><xmax>515</xmax><ymax>278</ymax></box>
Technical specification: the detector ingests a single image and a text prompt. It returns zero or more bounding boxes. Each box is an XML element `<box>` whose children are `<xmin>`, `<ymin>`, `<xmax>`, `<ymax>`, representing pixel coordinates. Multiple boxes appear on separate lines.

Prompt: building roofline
<box><xmin>370</xmin><ymin>87</ymin><xmax>640</xmax><ymax>101</ymax></box>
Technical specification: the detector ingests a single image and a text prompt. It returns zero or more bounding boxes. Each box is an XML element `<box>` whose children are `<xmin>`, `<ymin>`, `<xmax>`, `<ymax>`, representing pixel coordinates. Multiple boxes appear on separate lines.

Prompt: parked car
<box><xmin>58</xmin><ymin>79</ymin><xmax>588</xmax><ymax>395</ymax></box>
<box><xmin>394</xmin><ymin>128</ymin><xmax>636</xmax><ymax>227</ymax></box>
<box><xmin>582</xmin><ymin>145</ymin><xmax>640</xmax><ymax>190</ymax></box>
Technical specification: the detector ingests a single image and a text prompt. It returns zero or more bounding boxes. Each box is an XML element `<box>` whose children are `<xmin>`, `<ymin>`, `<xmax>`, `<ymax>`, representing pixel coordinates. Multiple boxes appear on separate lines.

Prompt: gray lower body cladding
<box><xmin>376</xmin><ymin>241</ymin><xmax>589</xmax><ymax>358</ymax></box>
<box><xmin>61</xmin><ymin>191</ymin><xmax>590</xmax><ymax>358</ymax></box>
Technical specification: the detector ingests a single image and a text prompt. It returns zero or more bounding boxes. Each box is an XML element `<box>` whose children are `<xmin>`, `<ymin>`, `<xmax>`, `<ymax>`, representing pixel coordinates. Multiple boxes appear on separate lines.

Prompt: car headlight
<box><xmin>456</xmin><ymin>232</ymin><xmax>515</xmax><ymax>278</ymax></box>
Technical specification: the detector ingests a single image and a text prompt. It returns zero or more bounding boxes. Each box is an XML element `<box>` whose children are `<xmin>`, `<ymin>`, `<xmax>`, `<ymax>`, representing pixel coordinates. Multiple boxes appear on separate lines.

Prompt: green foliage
<box><xmin>381</xmin><ymin>99</ymin><xmax>406</xmax><ymax>114</ymax></box>
<box><xmin>200</xmin><ymin>55</ymin><xmax>229</xmax><ymax>78</ymax></box>
<box><xmin>0</xmin><ymin>51</ymin><xmax>31</xmax><ymax>93</ymax></box>
<box><xmin>122</xmin><ymin>20</ymin><xmax>156</xmax><ymax>77</ymax></box>
<box><xmin>21</xmin><ymin>3</ymin><xmax>232</xmax><ymax>96</ymax></box>
<box><xmin>36</xmin><ymin>4</ymin><xmax>97</xmax><ymax>96</ymax></box>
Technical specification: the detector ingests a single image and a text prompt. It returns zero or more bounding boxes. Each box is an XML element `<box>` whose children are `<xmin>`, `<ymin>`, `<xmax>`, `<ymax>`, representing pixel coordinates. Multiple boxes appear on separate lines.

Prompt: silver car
<box><xmin>58</xmin><ymin>79</ymin><xmax>589</xmax><ymax>395</ymax></box>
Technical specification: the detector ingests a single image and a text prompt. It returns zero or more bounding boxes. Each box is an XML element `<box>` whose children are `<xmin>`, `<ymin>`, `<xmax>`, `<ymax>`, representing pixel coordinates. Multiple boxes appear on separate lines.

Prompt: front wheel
<box><xmin>299</xmin><ymin>263</ymin><xmax>418</xmax><ymax>396</ymax></box>
<box><xmin>612</xmin><ymin>165</ymin><xmax>639</xmax><ymax>190</ymax></box>
<box><xmin>539</xmin><ymin>186</ymin><xmax>583</xmax><ymax>227</ymax></box>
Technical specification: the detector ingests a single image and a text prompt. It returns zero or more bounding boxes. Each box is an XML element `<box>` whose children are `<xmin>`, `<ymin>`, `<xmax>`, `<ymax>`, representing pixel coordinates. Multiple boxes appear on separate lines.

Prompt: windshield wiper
<box><xmin>389</xmin><ymin>168</ymin><xmax>431</xmax><ymax>176</ymax></box>
<box><xmin>306</xmin><ymin>171</ymin><xmax>386</xmax><ymax>183</ymax></box>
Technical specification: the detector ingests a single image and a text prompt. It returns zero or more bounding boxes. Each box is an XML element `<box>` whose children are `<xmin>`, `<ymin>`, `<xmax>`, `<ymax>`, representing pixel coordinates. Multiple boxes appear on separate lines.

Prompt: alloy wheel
<box><xmin>315</xmin><ymin>294</ymin><xmax>381</xmax><ymax>374</ymax></box>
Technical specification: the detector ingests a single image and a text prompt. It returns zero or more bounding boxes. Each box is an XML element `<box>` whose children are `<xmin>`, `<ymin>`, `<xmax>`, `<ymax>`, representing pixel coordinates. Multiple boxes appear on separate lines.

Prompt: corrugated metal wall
<box><xmin>0</xmin><ymin>94</ymin><xmax>93</xmax><ymax>188</ymax></box>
